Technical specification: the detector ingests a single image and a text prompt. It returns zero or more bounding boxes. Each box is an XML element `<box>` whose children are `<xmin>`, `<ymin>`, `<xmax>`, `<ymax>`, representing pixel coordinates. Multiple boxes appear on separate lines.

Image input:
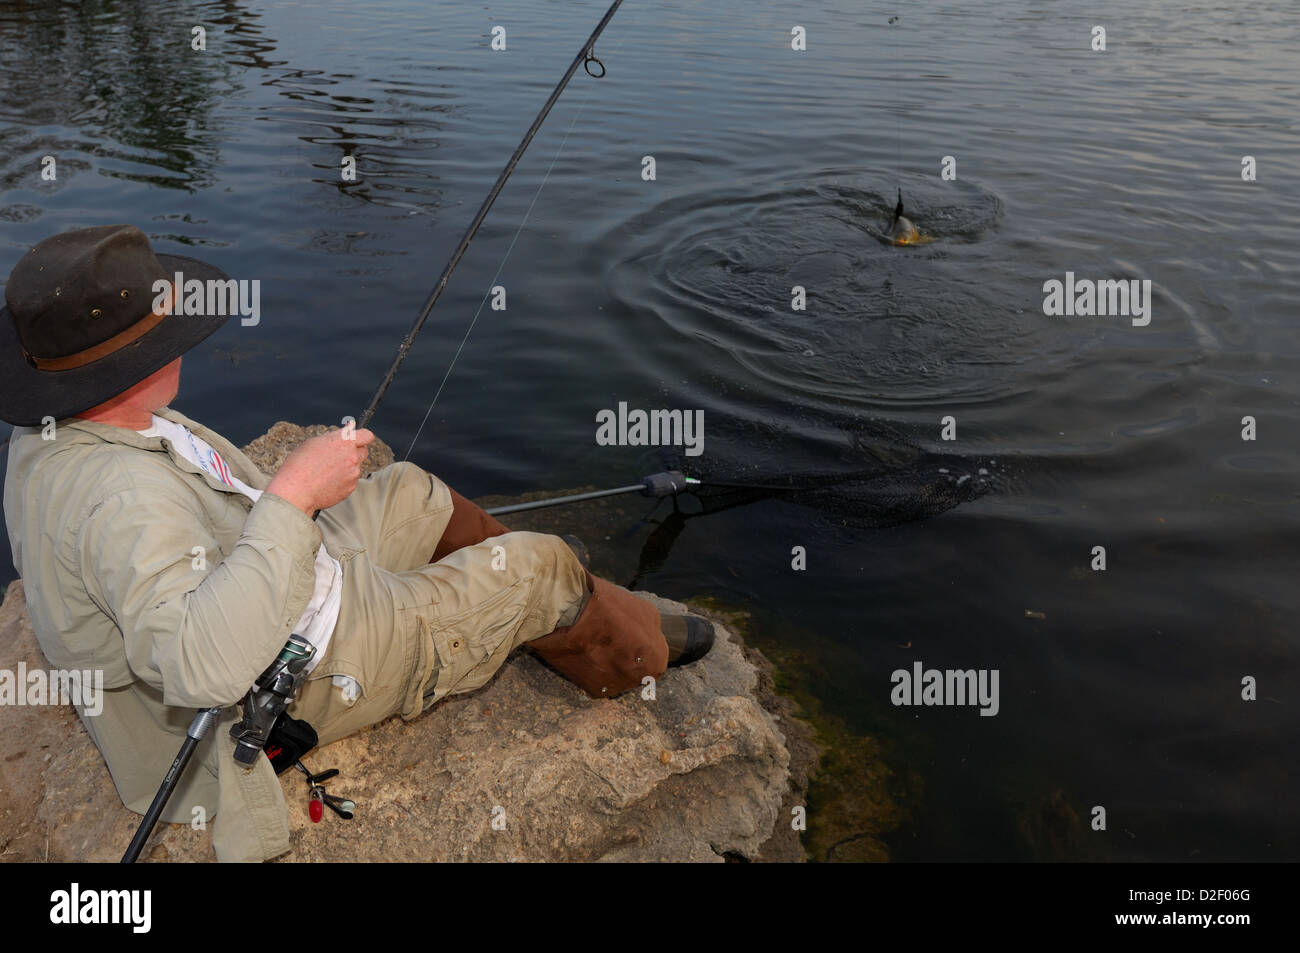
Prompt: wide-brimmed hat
<box><xmin>0</xmin><ymin>224</ymin><xmax>233</xmax><ymax>426</ymax></box>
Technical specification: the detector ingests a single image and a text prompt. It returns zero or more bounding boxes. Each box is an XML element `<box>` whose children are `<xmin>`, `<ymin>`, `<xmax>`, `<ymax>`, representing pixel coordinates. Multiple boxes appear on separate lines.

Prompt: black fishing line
<box><xmin>894</xmin><ymin>6</ymin><xmax>900</xmax><ymax>191</ymax></box>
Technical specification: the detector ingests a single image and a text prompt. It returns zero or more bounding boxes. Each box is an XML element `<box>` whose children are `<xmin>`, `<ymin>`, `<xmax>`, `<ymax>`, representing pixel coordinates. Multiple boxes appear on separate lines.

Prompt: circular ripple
<box><xmin>603</xmin><ymin>167</ymin><xmax>1057</xmax><ymax>408</ymax></box>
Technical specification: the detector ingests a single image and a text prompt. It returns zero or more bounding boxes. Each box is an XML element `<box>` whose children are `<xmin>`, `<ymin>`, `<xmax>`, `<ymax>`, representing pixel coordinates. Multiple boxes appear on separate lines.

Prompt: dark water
<box><xmin>1</xmin><ymin>0</ymin><xmax>1297</xmax><ymax>861</ymax></box>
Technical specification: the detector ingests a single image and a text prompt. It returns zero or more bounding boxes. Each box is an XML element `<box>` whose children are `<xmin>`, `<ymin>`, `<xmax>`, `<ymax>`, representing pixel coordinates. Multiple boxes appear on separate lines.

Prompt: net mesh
<box><xmin>661</xmin><ymin>415</ymin><xmax>1002</xmax><ymax>530</ymax></box>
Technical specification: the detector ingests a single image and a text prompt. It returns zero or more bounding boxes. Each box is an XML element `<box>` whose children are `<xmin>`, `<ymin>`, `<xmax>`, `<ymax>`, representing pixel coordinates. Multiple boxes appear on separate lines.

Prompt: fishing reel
<box><xmin>230</xmin><ymin>634</ymin><xmax>316</xmax><ymax>766</ymax></box>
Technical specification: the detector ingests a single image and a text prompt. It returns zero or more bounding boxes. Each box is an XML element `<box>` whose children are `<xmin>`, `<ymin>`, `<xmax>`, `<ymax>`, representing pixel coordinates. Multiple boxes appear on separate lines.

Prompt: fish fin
<box><xmin>892</xmin><ymin>190</ymin><xmax>904</xmax><ymax>227</ymax></box>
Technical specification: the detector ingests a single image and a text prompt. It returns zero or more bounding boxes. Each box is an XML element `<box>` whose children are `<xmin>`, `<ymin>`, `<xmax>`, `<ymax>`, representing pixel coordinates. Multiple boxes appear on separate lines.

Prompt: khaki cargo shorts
<box><xmin>289</xmin><ymin>462</ymin><xmax>587</xmax><ymax>747</ymax></box>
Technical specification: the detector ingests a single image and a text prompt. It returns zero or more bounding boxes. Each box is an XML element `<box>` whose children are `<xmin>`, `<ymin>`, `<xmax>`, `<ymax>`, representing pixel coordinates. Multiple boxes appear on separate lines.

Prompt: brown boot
<box><xmin>431</xmin><ymin>488</ymin><xmax>511</xmax><ymax>561</ymax></box>
<box><xmin>529</xmin><ymin>571</ymin><xmax>671</xmax><ymax>698</ymax></box>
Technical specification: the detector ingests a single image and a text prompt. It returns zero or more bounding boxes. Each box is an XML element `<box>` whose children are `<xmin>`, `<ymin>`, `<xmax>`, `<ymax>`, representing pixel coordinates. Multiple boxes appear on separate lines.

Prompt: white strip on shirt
<box><xmin>137</xmin><ymin>415</ymin><xmax>360</xmax><ymax>703</ymax></box>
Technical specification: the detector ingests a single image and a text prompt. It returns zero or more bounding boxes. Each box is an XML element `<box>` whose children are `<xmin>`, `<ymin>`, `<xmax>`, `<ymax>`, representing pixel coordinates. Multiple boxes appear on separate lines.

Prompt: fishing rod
<box><xmin>121</xmin><ymin>708</ymin><xmax>219</xmax><ymax>863</ymax></box>
<box><xmin>121</xmin><ymin>636</ymin><xmax>316</xmax><ymax>863</ymax></box>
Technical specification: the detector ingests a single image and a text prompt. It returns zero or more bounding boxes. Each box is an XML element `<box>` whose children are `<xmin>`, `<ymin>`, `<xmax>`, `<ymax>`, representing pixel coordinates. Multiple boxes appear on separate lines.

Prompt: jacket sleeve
<box><xmin>78</xmin><ymin>484</ymin><xmax>323</xmax><ymax>709</ymax></box>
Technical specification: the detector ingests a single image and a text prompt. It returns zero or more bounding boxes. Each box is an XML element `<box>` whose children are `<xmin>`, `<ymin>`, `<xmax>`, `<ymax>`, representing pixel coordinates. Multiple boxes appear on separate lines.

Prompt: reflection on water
<box><xmin>0</xmin><ymin>0</ymin><xmax>276</xmax><ymax>192</ymax></box>
<box><xmin>0</xmin><ymin>0</ymin><xmax>463</xmax><ymax>212</ymax></box>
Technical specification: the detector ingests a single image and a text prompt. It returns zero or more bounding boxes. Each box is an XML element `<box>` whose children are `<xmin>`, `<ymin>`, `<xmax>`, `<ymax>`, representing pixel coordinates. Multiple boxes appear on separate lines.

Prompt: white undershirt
<box><xmin>137</xmin><ymin>415</ymin><xmax>360</xmax><ymax>703</ymax></box>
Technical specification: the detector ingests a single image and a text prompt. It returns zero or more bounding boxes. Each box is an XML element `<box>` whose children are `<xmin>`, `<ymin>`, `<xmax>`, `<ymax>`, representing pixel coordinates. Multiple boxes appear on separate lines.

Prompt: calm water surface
<box><xmin>1</xmin><ymin>0</ymin><xmax>1297</xmax><ymax>861</ymax></box>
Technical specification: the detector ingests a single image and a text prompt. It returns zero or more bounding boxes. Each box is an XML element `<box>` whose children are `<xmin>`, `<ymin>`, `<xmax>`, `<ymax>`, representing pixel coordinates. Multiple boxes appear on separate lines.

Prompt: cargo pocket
<box><xmin>423</xmin><ymin>579</ymin><xmax>528</xmax><ymax>706</ymax></box>
<box><xmin>400</xmin><ymin>608</ymin><xmax>437</xmax><ymax>721</ymax></box>
<box><xmin>305</xmin><ymin>659</ymin><xmax>369</xmax><ymax>704</ymax></box>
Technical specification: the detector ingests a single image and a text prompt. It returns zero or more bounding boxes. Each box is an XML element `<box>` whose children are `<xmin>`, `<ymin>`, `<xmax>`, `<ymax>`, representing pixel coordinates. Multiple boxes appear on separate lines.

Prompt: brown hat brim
<box><xmin>0</xmin><ymin>253</ymin><xmax>234</xmax><ymax>427</ymax></box>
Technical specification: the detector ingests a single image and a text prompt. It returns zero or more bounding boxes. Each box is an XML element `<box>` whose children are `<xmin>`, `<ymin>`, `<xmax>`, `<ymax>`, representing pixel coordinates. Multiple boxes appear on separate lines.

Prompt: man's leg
<box><xmin>319</xmin><ymin>461</ymin><xmax>454</xmax><ymax>572</ymax></box>
<box><xmin>430</xmin><ymin>487</ymin><xmax>509</xmax><ymax>562</ymax></box>
<box><xmin>412</xmin><ymin>532</ymin><xmax>591</xmax><ymax>704</ymax></box>
<box><xmin>426</xmin><ymin>489</ymin><xmax>712</xmax><ymax>699</ymax></box>
<box><xmin>293</xmin><ymin>530</ymin><xmax>589</xmax><ymax>746</ymax></box>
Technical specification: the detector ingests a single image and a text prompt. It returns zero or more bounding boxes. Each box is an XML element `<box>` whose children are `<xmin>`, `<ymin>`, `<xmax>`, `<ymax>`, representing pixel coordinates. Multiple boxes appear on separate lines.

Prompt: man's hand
<box><xmin>265</xmin><ymin>428</ymin><xmax>376</xmax><ymax>515</ymax></box>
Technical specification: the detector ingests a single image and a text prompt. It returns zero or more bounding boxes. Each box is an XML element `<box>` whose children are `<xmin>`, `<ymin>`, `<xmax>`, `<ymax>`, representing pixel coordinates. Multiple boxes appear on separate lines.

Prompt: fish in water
<box><xmin>884</xmin><ymin>190</ymin><xmax>930</xmax><ymax>246</ymax></box>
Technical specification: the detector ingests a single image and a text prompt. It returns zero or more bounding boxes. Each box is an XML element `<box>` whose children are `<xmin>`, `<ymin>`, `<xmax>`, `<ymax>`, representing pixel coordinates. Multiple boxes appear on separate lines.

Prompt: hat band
<box><xmin>23</xmin><ymin>283</ymin><xmax>176</xmax><ymax>372</ymax></box>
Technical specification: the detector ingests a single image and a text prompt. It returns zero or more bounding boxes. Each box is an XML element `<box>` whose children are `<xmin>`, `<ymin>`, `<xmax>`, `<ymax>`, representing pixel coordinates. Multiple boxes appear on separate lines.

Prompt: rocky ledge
<box><xmin>0</xmin><ymin>422</ymin><xmax>815</xmax><ymax>862</ymax></box>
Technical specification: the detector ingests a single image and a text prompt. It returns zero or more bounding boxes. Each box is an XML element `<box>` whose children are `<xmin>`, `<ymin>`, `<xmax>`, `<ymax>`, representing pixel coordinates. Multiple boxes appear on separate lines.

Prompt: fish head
<box><xmin>887</xmin><ymin>216</ymin><xmax>921</xmax><ymax>245</ymax></box>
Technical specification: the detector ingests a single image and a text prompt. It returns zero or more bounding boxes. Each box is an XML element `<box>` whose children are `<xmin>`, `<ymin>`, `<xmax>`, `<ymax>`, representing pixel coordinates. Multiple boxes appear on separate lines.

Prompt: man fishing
<box><xmin>0</xmin><ymin>224</ymin><xmax>714</xmax><ymax>862</ymax></box>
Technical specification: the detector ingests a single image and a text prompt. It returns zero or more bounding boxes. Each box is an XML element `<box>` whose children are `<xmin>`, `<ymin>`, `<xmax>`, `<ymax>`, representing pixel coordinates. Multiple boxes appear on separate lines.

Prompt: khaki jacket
<box><xmin>3</xmin><ymin>406</ymin><xmax>322</xmax><ymax>862</ymax></box>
